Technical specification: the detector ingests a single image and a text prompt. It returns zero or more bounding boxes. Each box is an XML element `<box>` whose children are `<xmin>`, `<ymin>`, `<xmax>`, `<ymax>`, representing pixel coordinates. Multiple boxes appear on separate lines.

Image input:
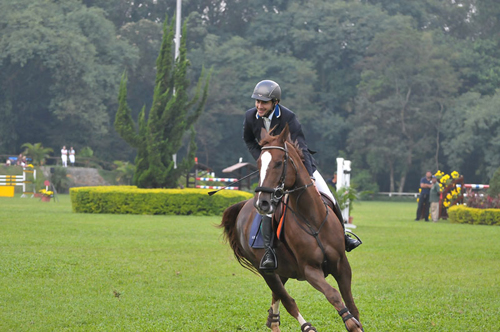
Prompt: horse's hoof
<box><xmin>301</xmin><ymin>322</ymin><xmax>317</xmax><ymax>332</ymax></box>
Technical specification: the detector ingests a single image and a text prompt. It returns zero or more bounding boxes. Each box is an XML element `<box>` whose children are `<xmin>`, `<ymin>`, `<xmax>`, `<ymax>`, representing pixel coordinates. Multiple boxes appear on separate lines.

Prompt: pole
<box><xmin>174</xmin><ymin>0</ymin><xmax>182</xmax><ymax>59</ymax></box>
<box><xmin>172</xmin><ymin>0</ymin><xmax>182</xmax><ymax>167</ymax></box>
<box><xmin>208</xmin><ymin>170</ymin><xmax>259</xmax><ymax>196</ymax></box>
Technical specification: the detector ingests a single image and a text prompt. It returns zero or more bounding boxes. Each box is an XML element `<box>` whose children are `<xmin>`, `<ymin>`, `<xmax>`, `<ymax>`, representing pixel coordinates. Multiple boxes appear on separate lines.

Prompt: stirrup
<box><xmin>345</xmin><ymin>230</ymin><xmax>362</xmax><ymax>243</ymax></box>
<box><xmin>259</xmin><ymin>248</ymin><xmax>277</xmax><ymax>270</ymax></box>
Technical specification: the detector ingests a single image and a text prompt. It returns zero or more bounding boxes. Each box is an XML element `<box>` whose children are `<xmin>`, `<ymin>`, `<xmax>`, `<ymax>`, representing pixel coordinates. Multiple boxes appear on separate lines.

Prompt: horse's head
<box><xmin>254</xmin><ymin>124</ymin><xmax>301</xmax><ymax>215</ymax></box>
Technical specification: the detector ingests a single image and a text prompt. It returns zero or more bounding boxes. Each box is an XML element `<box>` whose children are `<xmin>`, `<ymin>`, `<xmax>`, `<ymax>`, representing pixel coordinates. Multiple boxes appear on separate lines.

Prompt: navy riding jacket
<box><xmin>242</xmin><ymin>104</ymin><xmax>316</xmax><ymax>176</ymax></box>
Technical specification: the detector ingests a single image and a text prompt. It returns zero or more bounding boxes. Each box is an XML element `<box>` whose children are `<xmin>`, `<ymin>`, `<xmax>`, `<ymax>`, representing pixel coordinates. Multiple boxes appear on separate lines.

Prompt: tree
<box><xmin>113</xmin><ymin>160</ymin><xmax>136</xmax><ymax>185</ymax></box>
<box><xmin>20</xmin><ymin>143</ymin><xmax>53</xmax><ymax>166</ymax></box>
<box><xmin>115</xmin><ymin>16</ymin><xmax>210</xmax><ymax>188</ymax></box>
<box><xmin>350</xmin><ymin>28</ymin><xmax>459</xmax><ymax>192</ymax></box>
<box><xmin>0</xmin><ymin>0</ymin><xmax>138</xmax><ymax>155</ymax></box>
<box><xmin>441</xmin><ymin>91</ymin><xmax>500</xmax><ymax>183</ymax></box>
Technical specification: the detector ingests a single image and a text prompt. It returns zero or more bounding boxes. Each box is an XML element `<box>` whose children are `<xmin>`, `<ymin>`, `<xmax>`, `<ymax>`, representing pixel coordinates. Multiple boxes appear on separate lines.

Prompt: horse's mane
<box><xmin>259</xmin><ymin>127</ymin><xmax>305</xmax><ymax>161</ymax></box>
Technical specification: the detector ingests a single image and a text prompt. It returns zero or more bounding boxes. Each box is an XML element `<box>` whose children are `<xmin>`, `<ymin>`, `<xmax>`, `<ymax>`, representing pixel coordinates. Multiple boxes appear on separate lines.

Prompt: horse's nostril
<box><xmin>261</xmin><ymin>200</ymin><xmax>270</xmax><ymax>211</ymax></box>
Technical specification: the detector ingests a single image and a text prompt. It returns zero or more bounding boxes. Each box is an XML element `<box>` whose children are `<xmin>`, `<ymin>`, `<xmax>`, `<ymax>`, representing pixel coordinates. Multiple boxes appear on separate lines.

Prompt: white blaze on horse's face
<box><xmin>256</xmin><ymin>151</ymin><xmax>272</xmax><ymax>206</ymax></box>
<box><xmin>259</xmin><ymin>151</ymin><xmax>272</xmax><ymax>187</ymax></box>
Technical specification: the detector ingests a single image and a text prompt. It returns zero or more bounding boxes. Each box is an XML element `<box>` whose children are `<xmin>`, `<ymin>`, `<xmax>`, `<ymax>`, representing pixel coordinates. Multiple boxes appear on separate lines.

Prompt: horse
<box><xmin>219</xmin><ymin>124</ymin><xmax>363</xmax><ymax>332</ymax></box>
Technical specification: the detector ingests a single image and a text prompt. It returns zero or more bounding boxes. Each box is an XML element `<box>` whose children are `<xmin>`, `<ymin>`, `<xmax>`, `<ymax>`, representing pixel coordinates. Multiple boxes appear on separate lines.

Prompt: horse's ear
<box><xmin>279</xmin><ymin>123</ymin><xmax>291</xmax><ymax>143</ymax></box>
<box><xmin>260</xmin><ymin>127</ymin><xmax>268</xmax><ymax>140</ymax></box>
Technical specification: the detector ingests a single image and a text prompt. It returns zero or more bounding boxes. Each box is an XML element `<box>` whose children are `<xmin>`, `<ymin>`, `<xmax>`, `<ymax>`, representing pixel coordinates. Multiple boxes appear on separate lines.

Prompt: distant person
<box><xmin>61</xmin><ymin>146</ymin><xmax>68</xmax><ymax>167</ymax></box>
<box><xmin>415</xmin><ymin>171</ymin><xmax>433</xmax><ymax>221</ymax></box>
<box><xmin>5</xmin><ymin>159</ymin><xmax>11</xmax><ymax>166</ymax></box>
<box><xmin>16</xmin><ymin>153</ymin><xmax>23</xmax><ymax>166</ymax></box>
<box><xmin>69</xmin><ymin>147</ymin><xmax>76</xmax><ymax>166</ymax></box>
<box><xmin>326</xmin><ymin>172</ymin><xmax>337</xmax><ymax>189</ymax></box>
<box><xmin>429</xmin><ymin>176</ymin><xmax>440</xmax><ymax>222</ymax></box>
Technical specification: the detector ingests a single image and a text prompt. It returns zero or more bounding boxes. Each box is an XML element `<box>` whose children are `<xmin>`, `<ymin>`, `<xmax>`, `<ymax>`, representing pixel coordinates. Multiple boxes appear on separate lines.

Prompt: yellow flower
<box><xmin>38</xmin><ymin>189</ymin><xmax>53</xmax><ymax>197</ymax></box>
<box><xmin>451</xmin><ymin>171</ymin><xmax>460</xmax><ymax>179</ymax></box>
<box><xmin>446</xmin><ymin>193</ymin><xmax>452</xmax><ymax>200</ymax></box>
<box><xmin>443</xmin><ymin>201</ymin><xmax>451</xmax><ymax>207</ymax></box>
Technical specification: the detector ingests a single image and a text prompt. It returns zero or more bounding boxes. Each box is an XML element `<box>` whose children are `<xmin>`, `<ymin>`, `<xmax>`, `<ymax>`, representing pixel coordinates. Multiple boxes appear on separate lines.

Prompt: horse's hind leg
<box><xmin>262</xmin><ymin>274</ymin><xmax>316</xmax><ymax>331</ymax></box>
<box><xmin>303</xmin><ymin>265</ymin><xmax>363</xmax><ymax>332</ymax></box>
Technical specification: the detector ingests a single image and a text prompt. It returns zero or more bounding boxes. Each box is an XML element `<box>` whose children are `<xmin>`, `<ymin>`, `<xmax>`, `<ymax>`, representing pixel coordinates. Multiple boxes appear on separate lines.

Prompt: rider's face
<box><xmin>255</xmin><ymin>99</ymin><xmax>273</xmax><ymax>117</ymax></box>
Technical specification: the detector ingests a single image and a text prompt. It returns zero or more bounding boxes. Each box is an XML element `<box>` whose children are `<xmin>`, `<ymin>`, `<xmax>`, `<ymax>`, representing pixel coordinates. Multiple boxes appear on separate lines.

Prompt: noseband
<box><xmin>254</xmin><ymin>143</ymin><xmax>312</xmax><ymax>206</ymax></box>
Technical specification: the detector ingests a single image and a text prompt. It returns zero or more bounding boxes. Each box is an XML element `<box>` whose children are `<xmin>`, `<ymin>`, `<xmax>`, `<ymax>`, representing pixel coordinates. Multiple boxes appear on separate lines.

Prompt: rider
<box><xmin>243</xmin><ymin>80</ymin><xmax>362</xmax><ymax>271</ymax></box>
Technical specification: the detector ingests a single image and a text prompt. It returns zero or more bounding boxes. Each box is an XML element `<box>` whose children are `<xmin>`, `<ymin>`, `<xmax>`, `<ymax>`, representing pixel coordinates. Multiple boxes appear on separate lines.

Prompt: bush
<box><xmin>448</xmin><ymin>205</ymin><xmax>500</xmax><ymax>226</ymax></box>
<box><xmin>50</xmin><ymin>167</ymin><xmax>70</xmax><ymax>193</ymax></box>
<box><xmin>70</xmin><ymin>186</ymin><xmax>253</xmax><ymax>216</ymax></box>
<box><xmin>489</xmin><ymin>167</ymin><xmax>500</xmax><ymax>198</ymax></box>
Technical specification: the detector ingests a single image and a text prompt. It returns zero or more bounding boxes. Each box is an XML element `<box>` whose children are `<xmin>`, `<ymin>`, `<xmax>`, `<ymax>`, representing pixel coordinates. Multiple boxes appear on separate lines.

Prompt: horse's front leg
<box><xmin>266</xmin><ymin>277</ymin><xmax>290</xmax><ymax>332</ymax></box>
<box><xmin>262</xmin><ymin>274</ymin><xmax>318</xmax><ymax>331</ymax></box>
<box><xmin>334</xmin><ymin>255</ymin><xmax>360</xmax><ymax>323</ymax></box>
<box><xmin>266</xmin><ymin>298</ymin><xmax>281</xmax><ymax>332</ymax></box>
<box><xmin>303</xmin><ymin>265</ymin><xmax>363</xmax><ymax>332</ymax></box>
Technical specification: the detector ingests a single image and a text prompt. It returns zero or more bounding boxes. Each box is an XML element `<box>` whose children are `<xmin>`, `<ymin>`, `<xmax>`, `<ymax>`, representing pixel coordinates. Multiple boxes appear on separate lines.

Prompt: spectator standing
<box><xmin>415</xmin><ymin>171</ymin><xmax>433</xmax><ymax>221</ymax></box>
<box><xmin>326</xmin><ymin>172</ymin><xmax>337</xmax><ymax>188</ymax></box>
<box><xmin>61</xmin><ymin>146</ymin><xmax>68</xmax><ymax>167</ymax></box>
<box><xmin>69</xmin><ymin>147</ymin><xmax>76</xmax><ymax>166</ymax></box>
<box><xmin>429</xmin><ymin>176</ymin><xmax>441</xmax><ymax>222</ymax></box>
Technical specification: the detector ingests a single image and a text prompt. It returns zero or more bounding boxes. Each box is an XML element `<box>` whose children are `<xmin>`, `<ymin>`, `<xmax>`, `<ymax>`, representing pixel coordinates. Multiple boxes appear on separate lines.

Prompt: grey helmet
<box><xmin>251</xmin><ymin>80</ymin><xmax>281</xmax><ymax>102</ymax></box>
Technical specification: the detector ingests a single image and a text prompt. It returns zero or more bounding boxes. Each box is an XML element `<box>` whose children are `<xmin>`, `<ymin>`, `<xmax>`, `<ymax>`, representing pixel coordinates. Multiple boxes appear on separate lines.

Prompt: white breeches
<box><xmin>313</xmin><ymin>170</ymin><xmax>336</xmax><ymax>204</ymax></box>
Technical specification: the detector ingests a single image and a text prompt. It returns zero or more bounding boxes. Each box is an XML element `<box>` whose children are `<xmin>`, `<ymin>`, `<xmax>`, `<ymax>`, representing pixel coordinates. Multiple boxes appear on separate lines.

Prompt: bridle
<box><xmin>254</xmin><ymin>142</ymin><xmax>314</xmax><ymax>206</ymax></box>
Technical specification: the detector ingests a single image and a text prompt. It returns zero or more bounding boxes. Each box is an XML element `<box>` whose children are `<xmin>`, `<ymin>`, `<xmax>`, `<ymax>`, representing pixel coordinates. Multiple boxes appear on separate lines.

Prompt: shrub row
<box><xmin>448</xmin><ymin>205</ymin><xmax>500</xmax><ymax>226</ymax></box>
<box><xmin>70</xmin><ymin>186</ymin><xmax>253</xmax><ymax>216</ymax></box>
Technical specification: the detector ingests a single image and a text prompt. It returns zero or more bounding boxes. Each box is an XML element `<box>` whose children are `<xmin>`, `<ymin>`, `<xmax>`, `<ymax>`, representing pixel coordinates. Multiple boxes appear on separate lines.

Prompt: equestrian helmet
<box><xmin>251</xmin><ymin>80</ymin><xmax>281</xmax><ymax>102</ymax></box>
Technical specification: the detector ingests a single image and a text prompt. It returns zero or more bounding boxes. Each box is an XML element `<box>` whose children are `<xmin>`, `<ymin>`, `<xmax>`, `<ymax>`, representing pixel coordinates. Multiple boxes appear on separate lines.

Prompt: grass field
<box><xmin>1</xmin><ymin>195</ymin><xmax>499</xmax><ymax>331</ymax></box>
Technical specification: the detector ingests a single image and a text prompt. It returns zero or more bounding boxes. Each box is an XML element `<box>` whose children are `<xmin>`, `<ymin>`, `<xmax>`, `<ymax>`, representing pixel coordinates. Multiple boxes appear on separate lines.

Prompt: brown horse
<box><xmin>219</xmin><ymin>124</ymin><xmax>363</xmax><ymax>332</ymax></box>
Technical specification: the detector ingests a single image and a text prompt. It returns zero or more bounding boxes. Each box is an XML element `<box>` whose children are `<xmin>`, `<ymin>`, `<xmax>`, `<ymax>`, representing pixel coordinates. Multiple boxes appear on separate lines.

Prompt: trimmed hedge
<box><xmin>448</xmin><ymin>205</ymin><xmax>500</xmax><ymax>226</ymax></box>
<box><xmin>70</xmin><ymin>186</ymin><xmax>253</xmax><ymax>216</ymax></box>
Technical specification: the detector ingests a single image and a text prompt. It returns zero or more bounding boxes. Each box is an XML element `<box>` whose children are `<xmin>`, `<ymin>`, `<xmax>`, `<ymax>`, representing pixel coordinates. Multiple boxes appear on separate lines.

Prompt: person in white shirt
<box><xmin>69</xmin><ymin>147</ymin><xmax>75</xmax><ymax>166</ymax></box>
<box><xmin>61</xmin><ymin>146</ymin><xmax>68</xmax><ymax>167</ymax></box>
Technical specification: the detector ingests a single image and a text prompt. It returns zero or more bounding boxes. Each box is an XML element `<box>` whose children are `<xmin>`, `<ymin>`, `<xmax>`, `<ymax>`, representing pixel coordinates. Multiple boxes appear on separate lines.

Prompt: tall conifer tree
<box><xmin>115</xmin><ymin>15</ymin><xmax>210</xmax><ymax>188</ymax></box>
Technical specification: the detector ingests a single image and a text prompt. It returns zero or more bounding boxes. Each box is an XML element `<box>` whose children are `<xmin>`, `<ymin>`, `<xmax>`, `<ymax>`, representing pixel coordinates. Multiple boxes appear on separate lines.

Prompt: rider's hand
<box><xmin>311</xmin><ymin>177</ymin><xmax>320</xmax><ymax>196</ymax></box>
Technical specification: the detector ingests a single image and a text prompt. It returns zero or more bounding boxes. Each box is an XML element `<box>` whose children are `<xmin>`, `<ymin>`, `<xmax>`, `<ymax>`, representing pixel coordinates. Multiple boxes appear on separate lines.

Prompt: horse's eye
<box><xmin>275</xmin><ymin>161</ymin><xmax>283</xmax><ymax>168</ymax></box>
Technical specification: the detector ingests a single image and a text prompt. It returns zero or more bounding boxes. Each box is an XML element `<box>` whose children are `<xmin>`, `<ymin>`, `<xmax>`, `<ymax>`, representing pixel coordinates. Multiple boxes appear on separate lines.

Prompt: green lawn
<box><xmin>1</xmin><ymin>195</ymin><xmax>499</xmax><ymax>331</ymax></box>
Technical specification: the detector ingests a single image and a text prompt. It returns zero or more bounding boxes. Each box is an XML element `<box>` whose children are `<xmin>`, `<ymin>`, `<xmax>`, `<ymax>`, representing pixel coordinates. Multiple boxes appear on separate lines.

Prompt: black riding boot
<box><xmin>333</xmin><ymin>201</ymin><xmax>362</xmax><ymax>252</ymax></box>
<box><xmin>259</xmin><ymin>215</ymin><xmax>277</xmax><ymax>270</ymax></box>
<box><xmin>345</xmin><ymin>233</ymin><xmax>362</xmax><ymax>252</ymax></box>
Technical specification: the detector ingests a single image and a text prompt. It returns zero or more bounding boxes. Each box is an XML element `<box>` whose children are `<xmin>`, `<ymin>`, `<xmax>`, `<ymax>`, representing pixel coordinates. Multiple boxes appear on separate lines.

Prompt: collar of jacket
<box><xmin>255</xmin><ymin>104</ymin><xmax>281</xmax><ymax>119</ymax></box>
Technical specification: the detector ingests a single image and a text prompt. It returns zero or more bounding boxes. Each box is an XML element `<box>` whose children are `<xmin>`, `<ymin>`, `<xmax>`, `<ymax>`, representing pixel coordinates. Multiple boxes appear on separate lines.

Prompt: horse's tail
<box><xmin>219</xmin><ymin>200</ymin><xmax>258</xmax><ymax>274</ymax></box>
